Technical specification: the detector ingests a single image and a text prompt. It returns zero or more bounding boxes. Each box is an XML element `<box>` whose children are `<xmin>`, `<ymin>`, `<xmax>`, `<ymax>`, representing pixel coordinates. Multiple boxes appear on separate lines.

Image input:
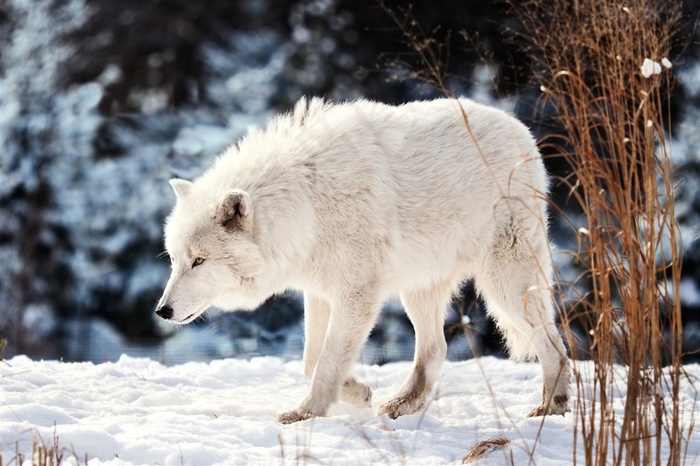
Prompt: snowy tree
<box><xmin>0</xmin><ymin>0</ymin><xmax>92</xmax><ymax>356</ymax></box>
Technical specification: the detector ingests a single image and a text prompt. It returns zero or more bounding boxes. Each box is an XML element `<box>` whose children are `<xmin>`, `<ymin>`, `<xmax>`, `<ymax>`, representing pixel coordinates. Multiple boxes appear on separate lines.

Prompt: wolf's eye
<box><xmin>192</xmin><ymin>257</ymin><xmax>205</xmax><ymax>268</ymax></box>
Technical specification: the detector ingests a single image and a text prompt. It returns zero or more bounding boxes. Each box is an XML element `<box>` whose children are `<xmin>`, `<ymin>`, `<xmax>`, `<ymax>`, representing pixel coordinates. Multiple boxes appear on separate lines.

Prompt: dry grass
<box><xmin>461</xmin><ymin>436</ymin><xmax>510</xmax><ymax>464</ymax></box>
<box><xmin>1</xmin><ymin>427</ymin><xmax>86</xmax><ymax>466</ymax></box>
<box><xmin>511</xmin><ymin>0</ymin><xmax>695</xmax><ymax>464</ymax></box>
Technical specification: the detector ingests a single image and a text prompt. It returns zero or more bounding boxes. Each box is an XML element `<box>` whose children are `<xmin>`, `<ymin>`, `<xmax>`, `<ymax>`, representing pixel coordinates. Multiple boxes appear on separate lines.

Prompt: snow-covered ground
<box><xmin>1</xmin><ymin>356</ymin><xmax>698</xmax><ymax>465</ymax></box>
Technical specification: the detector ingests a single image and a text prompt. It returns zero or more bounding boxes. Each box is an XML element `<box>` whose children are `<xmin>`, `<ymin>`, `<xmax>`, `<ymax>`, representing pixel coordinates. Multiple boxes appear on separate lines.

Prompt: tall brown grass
<box><xmin>511</xmin><ymin>0</ymin><xmax>694</xmax><ymax>464</ymax></box>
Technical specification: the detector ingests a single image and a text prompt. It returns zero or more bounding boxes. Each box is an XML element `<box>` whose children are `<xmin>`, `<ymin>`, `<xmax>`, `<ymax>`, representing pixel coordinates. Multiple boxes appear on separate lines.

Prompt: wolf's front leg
<box><xmin>302</xmin><ymin>293</ymin><xmax>372</xmax><ymax>410</ymax></box>
<box><xmin>302</xmin><ymin>293</ymin><xmax>331</xmax><ymax>379</ymax></box>
<box><xmin>279</xmin><ymin>290</ymin><xmax>380</xmax><ymax>424</ymax></box>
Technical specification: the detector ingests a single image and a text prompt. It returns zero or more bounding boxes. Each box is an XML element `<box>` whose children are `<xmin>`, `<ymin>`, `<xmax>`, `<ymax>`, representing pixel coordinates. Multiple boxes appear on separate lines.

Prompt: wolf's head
<box><xmin>156</xmin><ymin>178</ymin><xmax>266</xmax><ymax>324</ymax></box>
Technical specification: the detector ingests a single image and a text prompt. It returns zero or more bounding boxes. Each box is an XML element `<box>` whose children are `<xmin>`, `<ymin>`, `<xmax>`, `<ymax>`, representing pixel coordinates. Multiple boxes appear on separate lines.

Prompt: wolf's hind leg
<box><xmin>474</xmin><ymin>233</ymin><xmax>570</xmax><ymax>417</ymax></box>
<box><xmin>378</xmin><ymin>280</ymin><xmax>451</xmax><ymax>419</ymax></box>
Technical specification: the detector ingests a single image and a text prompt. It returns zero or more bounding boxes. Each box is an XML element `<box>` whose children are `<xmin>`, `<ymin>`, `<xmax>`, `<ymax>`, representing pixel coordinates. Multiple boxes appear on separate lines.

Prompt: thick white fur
<box><xmin>158</xmin><ymin>97</ymin><xmax>570</xmax><ymax>423</ymax></box>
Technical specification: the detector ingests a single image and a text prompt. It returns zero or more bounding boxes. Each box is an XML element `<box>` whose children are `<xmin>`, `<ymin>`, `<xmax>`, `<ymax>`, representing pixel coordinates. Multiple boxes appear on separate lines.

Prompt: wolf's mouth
<box><xmin>176</xmin><ymin>312</ymin><xmax>197</xmax><ymax>324</ymax></box>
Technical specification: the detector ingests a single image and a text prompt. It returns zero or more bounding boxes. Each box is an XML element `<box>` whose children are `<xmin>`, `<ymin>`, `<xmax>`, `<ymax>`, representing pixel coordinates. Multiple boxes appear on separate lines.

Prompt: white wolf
<box><xmin>156</xmin><ymin>97</ymin><xmax>570</xmax><ymax>423</ymax></box>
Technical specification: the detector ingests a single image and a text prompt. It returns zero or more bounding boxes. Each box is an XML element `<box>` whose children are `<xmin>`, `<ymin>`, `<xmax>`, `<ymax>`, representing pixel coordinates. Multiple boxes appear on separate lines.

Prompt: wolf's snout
<box><xmin>156</xmin><ymin>305</ymin><xmax>174</xmax><ymax>320</ymax></box>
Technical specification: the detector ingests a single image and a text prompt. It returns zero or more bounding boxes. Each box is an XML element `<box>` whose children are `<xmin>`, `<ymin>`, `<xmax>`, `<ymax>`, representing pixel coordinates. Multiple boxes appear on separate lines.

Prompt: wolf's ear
<box><xmin>218</xmin><ymin>189</ymin><xmax>253</xmax><ymax>232</ymax></box>
<box><xmin>169</xmin><ymin>178</ymin><xmax>192</xmax><ymax>200</ymax></box>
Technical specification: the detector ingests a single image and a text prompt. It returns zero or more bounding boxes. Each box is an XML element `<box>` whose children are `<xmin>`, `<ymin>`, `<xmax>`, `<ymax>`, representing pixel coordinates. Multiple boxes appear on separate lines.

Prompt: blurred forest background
<box><xmin>1</xmin><ymin>0</ymin><xmax>699</xmax><ymax>364</ymax></box>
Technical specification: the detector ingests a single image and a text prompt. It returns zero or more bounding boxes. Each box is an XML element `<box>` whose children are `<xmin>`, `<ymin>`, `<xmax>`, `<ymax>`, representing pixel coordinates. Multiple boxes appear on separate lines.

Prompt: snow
<box><xmin>2</xmin><ymin>356</ymin><xmax>698</xmax><ymax>465</ymax></box>
<box><xmin>641</xmin><ymin>58</ymin><xmax>662</xmax><ymax>78</ymax></box>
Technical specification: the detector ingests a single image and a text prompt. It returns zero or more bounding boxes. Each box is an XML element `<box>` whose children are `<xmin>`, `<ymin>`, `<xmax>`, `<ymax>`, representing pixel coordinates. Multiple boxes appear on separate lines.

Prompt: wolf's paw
<box><xmin>526</xmin><ymin>395</ymin><xmax>570</xmax><ymax>417</ymax></box>
<box><xmin>526</xmin><ymin>405</ymin><xmax>550</xmax><ymax>418</ymax></box>
<box><xmin>278</xmin><ymin>410</ymin><xmax>314</xmax><ymax>424</ymax></box>
<box><xmin>377</xmin><ymin>395</ymin><xmax>425</xmax><ymax>420</ymax></box>
<box><xmin>341</xmin><ymin>378</ymin><xmax>372</xmax><ymax>408</ymax></box>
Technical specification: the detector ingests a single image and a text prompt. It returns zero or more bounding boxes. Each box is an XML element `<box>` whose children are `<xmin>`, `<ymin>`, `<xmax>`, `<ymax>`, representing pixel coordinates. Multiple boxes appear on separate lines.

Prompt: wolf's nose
<box><xmin>156</xmin><ymin>305</ymin><xmax>173</xmax><ymax>320</ymax></box>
